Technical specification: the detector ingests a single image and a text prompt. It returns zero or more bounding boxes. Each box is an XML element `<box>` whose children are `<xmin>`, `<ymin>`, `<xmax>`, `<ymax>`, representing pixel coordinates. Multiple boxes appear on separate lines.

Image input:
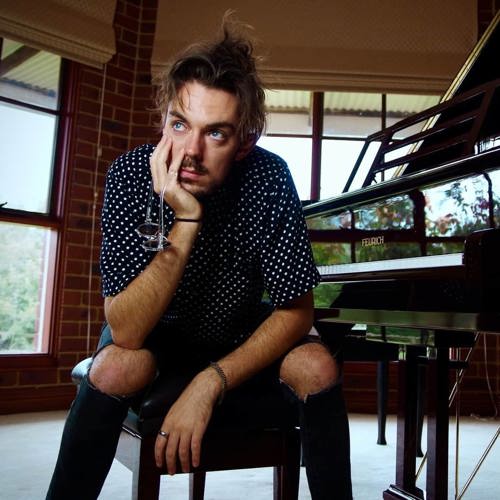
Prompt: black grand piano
<box><xmin>304</xmin><ymin>11</ymin><xmax>500</xmax><ymax>500</ymax></box>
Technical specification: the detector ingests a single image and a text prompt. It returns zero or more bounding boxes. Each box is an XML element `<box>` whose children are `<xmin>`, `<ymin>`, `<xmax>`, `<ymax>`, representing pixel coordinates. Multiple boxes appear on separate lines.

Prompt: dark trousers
<box><xmin>298</xmin><ymin>383</ymin><xmax>353</xmax><ymax>500</ymax></box>
<box><xmin>46</xmin><ymin>365</ymin><xmax>352</xmax><ymax>500</ymax></box>
<box><xmin>46</xmin><ymin>376</ymin><xmax>130</xmax><ymax>500</ymax></box>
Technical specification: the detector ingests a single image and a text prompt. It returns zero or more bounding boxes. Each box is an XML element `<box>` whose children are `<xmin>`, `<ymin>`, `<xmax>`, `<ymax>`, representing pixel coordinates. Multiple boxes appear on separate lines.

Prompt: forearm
<box><xmin>211</xmin><ymin>291</ymin><xmax>314</xmax><ymax>392</ymax></box>
<box><xmin>104</xmin><ymin>221</ymin><xmax>201</xmax><ymax>349</ymax></box>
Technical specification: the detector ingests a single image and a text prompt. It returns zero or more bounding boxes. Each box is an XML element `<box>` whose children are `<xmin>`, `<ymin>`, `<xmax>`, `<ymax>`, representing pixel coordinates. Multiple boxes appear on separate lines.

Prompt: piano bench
<box><xmin>71</xmin><ymin>358</ymin><xmax>301</xmax><ymax>500</ymax></box>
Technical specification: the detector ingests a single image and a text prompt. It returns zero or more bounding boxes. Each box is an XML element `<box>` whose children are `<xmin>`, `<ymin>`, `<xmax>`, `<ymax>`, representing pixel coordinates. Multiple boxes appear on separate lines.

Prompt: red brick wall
<box><xmin>0</xmin><ymin>0</ymin><xmax>498</xmax><ymax>417</ymax></box>
<box><xmin>56</xmin><ymin>0</ymin><xmax>161</xmax><ymax>390</ymax></box>
<box><xmin>56</xmin><ymin>0</ymin><xmax>160</xmax><ymax>400</ymax></box>
<box><xmin>343</xmin><ymin>335</ymin><xmax>499</xmax><ymax>417</ymax></box>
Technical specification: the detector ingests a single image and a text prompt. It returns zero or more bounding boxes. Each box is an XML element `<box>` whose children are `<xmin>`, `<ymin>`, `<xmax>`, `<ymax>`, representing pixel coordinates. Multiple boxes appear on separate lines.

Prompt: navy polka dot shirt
<box><xmin>100</xmin><ymin>144</ymin><xmax>320</xmax><ymax>350</ymax></box>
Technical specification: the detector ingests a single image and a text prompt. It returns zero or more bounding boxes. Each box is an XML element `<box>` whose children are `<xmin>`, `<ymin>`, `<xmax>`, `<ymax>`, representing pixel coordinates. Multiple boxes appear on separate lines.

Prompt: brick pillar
<box><xmin>56</xmin><ymin>0</ymin><xmax>160</xmax><ymax>396</ymax></box>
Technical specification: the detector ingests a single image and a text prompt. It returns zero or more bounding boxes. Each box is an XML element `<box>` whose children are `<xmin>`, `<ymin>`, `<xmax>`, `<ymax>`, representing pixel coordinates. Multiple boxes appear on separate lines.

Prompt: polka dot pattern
<box><xmin>100</xmin><ymin>144</ymin><xmax>320</xmax><ymax>349</ymax></box>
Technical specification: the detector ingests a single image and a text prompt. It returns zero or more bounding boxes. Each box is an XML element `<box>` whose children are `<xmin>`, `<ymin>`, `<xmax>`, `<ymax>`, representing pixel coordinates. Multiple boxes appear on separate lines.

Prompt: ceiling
<box><xmin>265</xmin><ymin>89</ymin><xmax>441</xmax><ymax>117</ymax></box>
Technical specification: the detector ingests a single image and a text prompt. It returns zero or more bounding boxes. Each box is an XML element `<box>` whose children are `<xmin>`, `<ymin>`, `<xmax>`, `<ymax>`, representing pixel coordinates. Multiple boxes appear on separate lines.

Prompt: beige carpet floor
<box><xmin>0</xmin><ymin>411</ymin><xmax>498</xmax><ymax>499</ymax></box>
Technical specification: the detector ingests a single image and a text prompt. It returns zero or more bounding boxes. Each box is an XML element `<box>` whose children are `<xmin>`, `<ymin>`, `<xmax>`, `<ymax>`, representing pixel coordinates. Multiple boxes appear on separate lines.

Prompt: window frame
<box><xmin>0</xmin><ymin>50</ymin><xmax>78</xmax><ymax>367</ymax></box>
<box><xmin>264</xmin><ymin>91</ymin><xmax>441</xmax><ymax>201</ymax></box>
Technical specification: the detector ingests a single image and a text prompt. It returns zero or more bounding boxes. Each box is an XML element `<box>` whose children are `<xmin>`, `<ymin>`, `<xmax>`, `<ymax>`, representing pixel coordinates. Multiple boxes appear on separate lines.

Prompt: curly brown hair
<box><xmin>153</xmin><ymin>12</ymin><xmax>266</xmax><ymax>143</ymax></box>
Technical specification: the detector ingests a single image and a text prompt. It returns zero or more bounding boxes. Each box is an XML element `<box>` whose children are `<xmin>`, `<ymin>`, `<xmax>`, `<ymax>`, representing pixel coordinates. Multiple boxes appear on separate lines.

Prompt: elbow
<box><xmin>109</xmin><ymin>325</ymin><xmax>144</xmax><ymax>351</ymax></box>
<box><xmin>115</xmin><ymin>339</ymin><xmax>143</xmax><ymax>351</ymax></box>
<box><xmin>104</xmin><ymin>297</ymin><xmax>144</xmax><ymax>350</ymax></box>
<box><xmin>280</xmin><ymin>290</ymin><xmax>315</xmax><ymax>337</ymax></box>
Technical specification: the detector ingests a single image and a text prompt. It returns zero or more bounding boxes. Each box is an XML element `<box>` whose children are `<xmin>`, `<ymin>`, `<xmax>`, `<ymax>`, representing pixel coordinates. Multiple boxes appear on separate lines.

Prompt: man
<box><xmin>47</xmin><ymin>16</ymin><xmax>352</xmax><ymax>500</ymax></box>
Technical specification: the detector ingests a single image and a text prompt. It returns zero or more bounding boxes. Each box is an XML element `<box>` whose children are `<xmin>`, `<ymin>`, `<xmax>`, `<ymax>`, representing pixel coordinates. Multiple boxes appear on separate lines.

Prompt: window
<box><xmin>258</xmin><ymin>90</ymin><xmax>312</xmax><ymax>200</ymax></box>
<box><xmin>258</xmin><ymin>90</ymin><xmax>440</xmax><ymax>201</ymax></box>
<box><xmin>0</xmin><ymin>38</ymin><xmax>65</xmax><ymax>354</ymax></box>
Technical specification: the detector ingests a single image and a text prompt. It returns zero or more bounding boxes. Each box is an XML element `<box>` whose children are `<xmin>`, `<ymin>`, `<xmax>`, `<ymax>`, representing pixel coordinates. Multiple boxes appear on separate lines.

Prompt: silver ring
<box><xmin>158</xmin><ymin>430</ymin><xmax>169</xmax><ymax>438</ymax></box>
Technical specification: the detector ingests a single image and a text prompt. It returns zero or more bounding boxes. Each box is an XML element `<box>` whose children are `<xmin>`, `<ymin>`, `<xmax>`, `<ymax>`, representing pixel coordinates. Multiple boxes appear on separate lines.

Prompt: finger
<box><xmin>191</xmin><ymin>428</ymin><xmax>204</xmax><ymax>469</ymax></box>
<box><xmin>154</xmin><ymin>433</ymin><xmax>167</xmax><ymax>468</ymax></box>
<box><xmin>150</xmin><ymin>134</ymin><xmax>168</xmax><ymax>169</ymax></box>
<box><xmin>178</xmin><ymin>432</ymin><xmax>192</xmax><ymax>473</ymax></box>
<box><xmin>167</xmin><ymin>147</ymin><xmax>185</xmax><ymax>177</ymax></box>
<box><xmin>165</xmin><ymin>432</ymin><xmax>180</xmax><ymax>475</ymax></box>
<box><xmin>150</xmin><ymin>136</ymin><xmax>172</xmax><ymax>192</ymax></box>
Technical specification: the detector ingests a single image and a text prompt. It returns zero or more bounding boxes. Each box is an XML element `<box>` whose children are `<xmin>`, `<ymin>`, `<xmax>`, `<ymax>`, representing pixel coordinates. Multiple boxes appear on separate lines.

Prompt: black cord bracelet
<box><xmin>175</xmin><ymin>217</ymin><xmax>202</xmax><ymax>223</ymax></box>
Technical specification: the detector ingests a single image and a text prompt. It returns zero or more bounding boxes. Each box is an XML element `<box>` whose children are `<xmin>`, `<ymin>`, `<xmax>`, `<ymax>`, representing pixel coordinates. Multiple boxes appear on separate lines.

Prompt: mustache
<box><xmin>181</xmin><ymin>156</ymin><xmax>207</xmax><ymax>173</ymax></box>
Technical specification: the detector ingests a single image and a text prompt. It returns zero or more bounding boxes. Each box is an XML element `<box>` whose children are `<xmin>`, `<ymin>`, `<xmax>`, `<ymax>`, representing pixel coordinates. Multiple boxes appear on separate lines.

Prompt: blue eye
<box><xmin>172</xmin><ymin>121</ymin><xmax>185</xmax><ymax>131</ymax></box>
<box><xmin>209</xmin><ymin>130</ymin><xmax>225</xmax><ymax>140</ymax></box>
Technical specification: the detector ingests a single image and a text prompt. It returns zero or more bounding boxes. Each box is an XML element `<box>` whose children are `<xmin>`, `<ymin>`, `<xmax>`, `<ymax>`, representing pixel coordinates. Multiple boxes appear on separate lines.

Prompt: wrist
<box><xmin>174</xmin><ymin>207</ymin><xmax>203</xmax><ymax>224</ymax></box>
<box><xmin>175</xmin><ymin>216</ymin><xmax>202</xmax><ymax>223</ymax></box>
<box><xmin>205</xmin><ymin>361</ymin><xmax>227</xmax><ymax>405</ymax></box>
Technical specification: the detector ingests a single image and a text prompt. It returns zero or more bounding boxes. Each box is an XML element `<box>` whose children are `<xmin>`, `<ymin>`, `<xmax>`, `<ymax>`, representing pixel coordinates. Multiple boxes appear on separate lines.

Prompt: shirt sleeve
<box><xmin>99</xmin><ymin>147</ymin><xmax>155</xmax><ymax>297</ymax></box>
<box><xmin>259</xmin><ymin>159</ymin><xmax>320</xmax><ymax>307</ymax></box>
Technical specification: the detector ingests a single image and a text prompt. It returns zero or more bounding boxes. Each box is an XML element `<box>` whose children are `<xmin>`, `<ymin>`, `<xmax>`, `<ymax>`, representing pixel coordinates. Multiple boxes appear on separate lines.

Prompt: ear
<box><xmin>235</xmin><ymin>135</ymin><xmax>256</xmax><ymax>161</ymax></box>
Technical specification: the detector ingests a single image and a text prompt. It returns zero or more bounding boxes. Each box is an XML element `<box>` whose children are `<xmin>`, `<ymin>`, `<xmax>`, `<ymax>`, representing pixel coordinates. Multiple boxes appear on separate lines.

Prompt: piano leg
<box><xmin>415</xmin><ymin>364</ymin><xmax>426</xmax><ymax>457</ymax></box>
<box><xmin>377</xmin><ymin>360</ymin><xmax>389</xmax><ymax>445</ymax></box>
<box><xmin>384</xmin><ymin>341</ymin><xmax>454</xmax><ymax>500</ymax></box>
<box><xmin>383</xmin><ymin>345</ymin><xmax>424</xmax><ymax>499</ymax></box>
<box><xmin>426</xmin><ymin>346</ymin><xmax>450</xmax><ymax>500</ymax></box>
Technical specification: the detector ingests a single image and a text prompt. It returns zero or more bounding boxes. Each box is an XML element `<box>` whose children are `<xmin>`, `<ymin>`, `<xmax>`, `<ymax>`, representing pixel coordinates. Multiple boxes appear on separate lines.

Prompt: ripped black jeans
<box><xmin>46</xmin><ymin>325</ymin><xmax>352</xmax><ymax>500</ymax></box>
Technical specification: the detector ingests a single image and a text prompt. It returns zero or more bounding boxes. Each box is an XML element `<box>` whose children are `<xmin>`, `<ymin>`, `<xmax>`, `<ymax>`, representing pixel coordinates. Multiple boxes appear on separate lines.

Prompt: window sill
<box><xmin>0</xmin><ymin>353</ymin><xmax>58</xmax><ymax>370</ymax></box>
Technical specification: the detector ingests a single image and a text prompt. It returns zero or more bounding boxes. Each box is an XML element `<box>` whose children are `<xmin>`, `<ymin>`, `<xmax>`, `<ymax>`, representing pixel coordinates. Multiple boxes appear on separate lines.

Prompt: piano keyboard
<box><xmin>318</xmin><ymin>253</ymin><xmax>464</xmax><ymax>280</ymax></box>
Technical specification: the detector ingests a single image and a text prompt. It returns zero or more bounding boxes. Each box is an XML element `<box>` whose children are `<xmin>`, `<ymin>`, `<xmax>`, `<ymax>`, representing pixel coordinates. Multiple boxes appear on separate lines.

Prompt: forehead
<box><xmin>169</xmin><ymin>81</ymin><xmax>240</xmax><ymax>126</ymax></box>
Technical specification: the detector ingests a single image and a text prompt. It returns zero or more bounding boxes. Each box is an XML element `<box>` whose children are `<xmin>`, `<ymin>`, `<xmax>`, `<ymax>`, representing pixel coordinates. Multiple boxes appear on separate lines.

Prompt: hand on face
<box><xmin>149</xmin><ymin>135</ymin><xmax>203</xmax><ymax>220</ymax></box>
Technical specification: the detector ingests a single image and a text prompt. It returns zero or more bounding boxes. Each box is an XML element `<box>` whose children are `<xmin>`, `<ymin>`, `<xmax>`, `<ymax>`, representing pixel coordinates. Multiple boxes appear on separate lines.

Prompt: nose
<box><xmin>184</xmin><ymin>130</ymin><xmax>203</xmax><ymax>159</ymax></box>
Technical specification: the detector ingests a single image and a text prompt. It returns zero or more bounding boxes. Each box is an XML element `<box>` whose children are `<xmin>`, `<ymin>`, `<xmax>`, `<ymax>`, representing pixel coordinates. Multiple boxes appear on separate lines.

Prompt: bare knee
<box><xmin>89</xmin><ymin>345</ymin><xmax>156</xmax><ymax>396</ymax></box>
<box><xmin>280</xmin><ymin>342</ymin><xmax>339</xmax><ymax>400</ymax></box>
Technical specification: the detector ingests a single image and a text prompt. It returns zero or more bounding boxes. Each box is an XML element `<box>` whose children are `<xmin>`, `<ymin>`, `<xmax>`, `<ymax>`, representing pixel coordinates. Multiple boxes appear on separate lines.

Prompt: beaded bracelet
<box><xmin>209</xmin><ymin>361</ymin><xmax>227</xmax><ymax>405</ymax></box>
